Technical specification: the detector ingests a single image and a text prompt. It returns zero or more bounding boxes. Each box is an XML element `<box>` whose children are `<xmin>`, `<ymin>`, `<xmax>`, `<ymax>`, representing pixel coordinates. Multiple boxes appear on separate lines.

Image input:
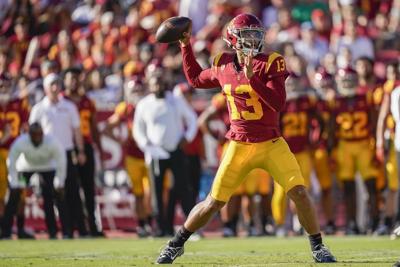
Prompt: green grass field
<box><xmin>0</xmin><ymin>236</ymin><xmax>398</xmax><ymax>266</ymax></box>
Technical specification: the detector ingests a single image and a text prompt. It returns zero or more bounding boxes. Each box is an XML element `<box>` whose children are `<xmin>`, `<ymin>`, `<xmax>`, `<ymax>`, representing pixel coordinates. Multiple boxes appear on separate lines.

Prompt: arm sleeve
<box><xmin>52</xmin><ymin>139</ymin><xmax>67</xmax><ymax>185</ymax></box>
<box><xmin>132</xmin><ymin>103</ymin><xmax>148</xmax><ymax>151</ymax></box>
<box><xmin>177</xmin><ymin>96</ymin><xmax>198</xmax><ymax>142</ymax></box>
<box><xmin>181</xmin><ymin>44</ymin><xmax>220</xmax><ymax>89</ymax></box>
<box><xmin>249</xmin><ymin>74</ymin><xmax>287</xmax><ymax>112</ymax></box>
<box><xmin>7</xmin><ymin>139</ymin><xmax>22</xmax><ymax>186</ymax></box>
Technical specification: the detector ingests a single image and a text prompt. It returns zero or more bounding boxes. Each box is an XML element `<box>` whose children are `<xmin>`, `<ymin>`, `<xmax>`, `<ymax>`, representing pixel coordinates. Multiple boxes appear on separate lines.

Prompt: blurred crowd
<box><xmin>0</xmin><ymin>0</ymin><xmax>399</xmax><ymax>239</ymax></box>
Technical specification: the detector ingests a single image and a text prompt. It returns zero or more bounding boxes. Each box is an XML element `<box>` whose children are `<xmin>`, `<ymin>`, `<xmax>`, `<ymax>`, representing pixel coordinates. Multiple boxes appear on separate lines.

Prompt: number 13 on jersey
<box><xmin>223</xmin><ymin>84</ymin><xmax>263</xmax><ymax>121</ymax></box>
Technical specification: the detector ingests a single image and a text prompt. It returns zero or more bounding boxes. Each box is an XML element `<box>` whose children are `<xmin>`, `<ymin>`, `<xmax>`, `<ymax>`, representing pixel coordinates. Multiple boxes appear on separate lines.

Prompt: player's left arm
<box><xmin>89</xmin><ymin>101</ymin><xmax>103</xmax><ymax>157</ymax></box>
<box><xmin>244</xmin><ymin>52</ymin><xmax>286</xmax><ymax>112</ymax></box>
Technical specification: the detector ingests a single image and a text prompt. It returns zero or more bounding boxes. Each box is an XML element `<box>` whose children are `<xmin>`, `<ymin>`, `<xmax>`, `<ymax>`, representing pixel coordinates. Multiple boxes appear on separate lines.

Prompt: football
<box><xmin>155</xmin><ymin>16</ymin><xmax>192</xmax><ymax>43</ymax></box>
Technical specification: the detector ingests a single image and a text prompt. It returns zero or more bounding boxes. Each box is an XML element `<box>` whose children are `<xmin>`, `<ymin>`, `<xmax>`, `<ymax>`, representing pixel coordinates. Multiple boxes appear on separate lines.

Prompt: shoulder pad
<box><xmin>265</xmin><ymin>52</ymin><xmax>283</xmax><ymax>74</ymax></box>
<box><xmin>372</xmin><ymin>86</ymin><xmax>383</xmax><ymax>105</ymax></box>
<box><xmin>384</xmin><ymin>80</ymin><xmax>395</xmax><ymax>94</ymax></box>
<box><xmin>212</xmin><ymin>53</ymin><xmax>224</xmax><ymax>67</ymax></box>
<box><xmin>212</xmin><ymin>53</ymin><xmax>235</xmax><ymax>68</ymax></box>
<box><xmin>115</xmin><ymin>102</ymin><xmax>127</xmax><ymax>116</ymax></box>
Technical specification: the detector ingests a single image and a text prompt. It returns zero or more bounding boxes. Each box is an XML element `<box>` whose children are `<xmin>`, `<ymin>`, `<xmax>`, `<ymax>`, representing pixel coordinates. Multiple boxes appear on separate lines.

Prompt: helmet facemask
<box><xmin>225</xmin><ymin>27</ymin><xmax>265</xmax><ymax>56</ymax></box>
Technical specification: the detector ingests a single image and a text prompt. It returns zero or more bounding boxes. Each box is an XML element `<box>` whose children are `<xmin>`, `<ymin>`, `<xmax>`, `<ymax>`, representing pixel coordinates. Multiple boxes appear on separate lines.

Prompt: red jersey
<box><xmin>281</xmin><ymin>95</ymin><xmax>316</xmax><ymax>153</ymax></box>
<box><xmin>65</xmin><ymin>95</ymin><xmax>96</xmax><ymax>144</ymax></box>
<box><xmin>0</xmin><ymin>98</ymin><xmax>30</xmax><ymax>149</ymax></box>
<box><xmin>333</xmin><ymin>93</ymin><xmax>374</xmax><ymax>141</ymax></box>
<box><xmin>114</xmin><ymin>102</ymin><xmax>144</xmax><ymax>159</ymax></box>
<box><xmin>182</xmin><ymin>45</ymin><xmax>289</xmax><ymax>143</ymax></box>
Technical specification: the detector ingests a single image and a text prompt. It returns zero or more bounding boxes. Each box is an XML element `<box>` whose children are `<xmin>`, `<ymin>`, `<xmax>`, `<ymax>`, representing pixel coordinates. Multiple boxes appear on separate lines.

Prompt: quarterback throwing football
<box><xmin>157</xmin><ymin>14</ymin><xmax>336</xmax><ymax>264</ymax></box>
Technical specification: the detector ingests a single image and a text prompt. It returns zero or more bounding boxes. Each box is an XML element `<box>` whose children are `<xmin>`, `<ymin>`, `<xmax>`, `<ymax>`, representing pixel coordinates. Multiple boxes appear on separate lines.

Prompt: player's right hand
<box><xmin>179</xmin><ymin>25</ymin><xmax>192</xmax><ymax>47</ymax></box>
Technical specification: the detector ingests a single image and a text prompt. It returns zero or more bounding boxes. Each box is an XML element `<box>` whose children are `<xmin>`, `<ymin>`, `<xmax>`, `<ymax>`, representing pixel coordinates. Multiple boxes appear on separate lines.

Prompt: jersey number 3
<box><xmin>223</xmin><ymin>84</ymin><xmax>263</xmax><ymax>121</ymax></box>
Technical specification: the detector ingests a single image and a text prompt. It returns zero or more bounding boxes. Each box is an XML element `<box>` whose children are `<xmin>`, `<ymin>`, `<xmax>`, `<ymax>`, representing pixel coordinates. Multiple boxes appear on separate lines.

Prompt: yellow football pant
<box><xmin>336</xmin><ymin>140</ymin><xmax>378</xmax><ymax>181</ymax></box>
<box><xmin>211</xmin><ymin>137</ymin><xmax>304</xmax><ymax>202</ymax></box>
<box><xmin>125</xmin><ymin>156</ymin><xmax>149</xmax><ymax>196</ymax></box>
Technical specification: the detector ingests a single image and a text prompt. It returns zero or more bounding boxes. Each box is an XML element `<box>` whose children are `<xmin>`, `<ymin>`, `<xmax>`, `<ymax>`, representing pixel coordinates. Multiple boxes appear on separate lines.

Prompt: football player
<box><xmin>63</xmin><ymin>67</ymin><xmax>104</xmax><ymax>237</ymax></box>
<box><xmin>104</xmin><ymin>75</ymin><xmax>152</xmax><ymax>237</ymax></box>
<box><xmin>376</xmin><ymin>62</ymin><xmax>400</xmax><ymax>234</ymax></box>
<box><xmin>157</xmin><ymin>13</ymin><xmax>335</xmax><ymax>263</ymax></box>
<box><xmin>332</xmin><ymin>67</ymin><xmax>379</xmax><ymax>234</ymax></box>
<box><xmin>0</xmin><ymin>73</ymin><xmax>32</xmax><ymax>239</ymax></box>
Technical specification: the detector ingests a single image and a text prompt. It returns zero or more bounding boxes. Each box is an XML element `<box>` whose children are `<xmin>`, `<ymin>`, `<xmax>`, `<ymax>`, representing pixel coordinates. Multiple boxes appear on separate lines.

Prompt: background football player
<box><xmin>331</xmin><ymin>67</ymin><xmax>379</xmax><ymax>234</ymax></box>
<box><xmin>104</xmin><ymin>75</ymin><xmax>152</xmax><ymax>237</ymax></box>
<box><xmin>63</xmin><ymin>67</ymin><xmax>104</xmax><ymax>237</ymax></box>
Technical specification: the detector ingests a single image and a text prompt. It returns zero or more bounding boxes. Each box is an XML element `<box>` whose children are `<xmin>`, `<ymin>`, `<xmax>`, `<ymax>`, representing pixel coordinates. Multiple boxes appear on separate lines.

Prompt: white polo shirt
<box><xmin>29</xmin><ymin>96</ymin><xmax>80</xmax><ymax>151</ymax></box>
<box><xmin>133</xmin><ymin>91</ymin><xmax>198</xmax><ymax>152</ymax></box>
<box><xmin>7</xmin><ymin>133</ymin><xmax>66</xmax><ymax>188</ymax></box>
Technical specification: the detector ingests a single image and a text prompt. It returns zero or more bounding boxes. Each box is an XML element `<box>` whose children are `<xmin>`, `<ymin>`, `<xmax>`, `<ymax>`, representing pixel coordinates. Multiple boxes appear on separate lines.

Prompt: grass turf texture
<box><xmin>0</xmin><ymin>236</ymin><xmax>398</xmax><ymax>266</ymax></box>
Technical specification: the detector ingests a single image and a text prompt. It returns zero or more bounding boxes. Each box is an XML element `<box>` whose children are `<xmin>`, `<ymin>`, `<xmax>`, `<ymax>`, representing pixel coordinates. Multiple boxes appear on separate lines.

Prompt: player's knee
<box><xmin>204</xmin><ymin>196</ymin><xmax>225</xmax><ymax>214</ymax></box>
<box><xmin>287</xmin><ymin>185</ymin><xmax>309</xmax><ymax>204</ymax></box>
